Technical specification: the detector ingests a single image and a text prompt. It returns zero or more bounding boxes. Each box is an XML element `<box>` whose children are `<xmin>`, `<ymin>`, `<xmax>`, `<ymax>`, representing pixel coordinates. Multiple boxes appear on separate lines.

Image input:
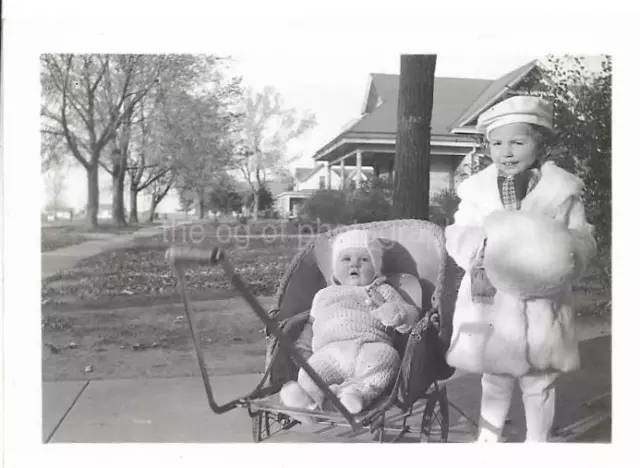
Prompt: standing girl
<box><xmin>445</xmin><ymin>95</ymin><xmax>597</xmax><ymax>442</ymax></box>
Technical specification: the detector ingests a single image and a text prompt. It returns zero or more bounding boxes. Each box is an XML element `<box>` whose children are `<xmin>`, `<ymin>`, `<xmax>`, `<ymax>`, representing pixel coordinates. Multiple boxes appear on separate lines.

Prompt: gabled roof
<box><xmin>294</xmin><ymin>166</ymin><xmax>342</xmax><ymax>183</ymax></box>
<box><xmin>449</xmin><ymin>60</ymin><xmax>540</xmax><ymax>130</ymax></box>
<box><xmin>350</xmin><ymin>73</ymin><xmax>493</xmax><ymax>136</ymax></box>
<box><xmin>294</xmin><ymin>167</ymin><xmax>317</xmax><ymax>182</ymax></box>
<box><xmin>44</xmin><ymin>203</ymin><xmax>74</xmax><ymax>212</ymax></box>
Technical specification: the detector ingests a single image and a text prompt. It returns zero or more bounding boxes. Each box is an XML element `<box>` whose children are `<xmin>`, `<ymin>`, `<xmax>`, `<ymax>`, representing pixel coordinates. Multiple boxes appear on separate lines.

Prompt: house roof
<box><xmin>349</xmin><ymin>73</ymin><xmax>493</xmax><ymax>136</ymax></box>
<box><xmin>275</xmin><ymin>189</ymin><xmax>317</xmax><ymax>199</ymax></box>
<box><xmin>314</xmin><ymin>73</ymin><xmax>492</xmax><ymax>158</ymax></box>
<box><xmin>294</xmin><ymin>167</ymin><xmax>317</xmax><ymax>182</ymax></box>
<box><xmin>449</xmin><ymin>60</ymin><xmax>540</xmax><ymax>129</ymax></box>
<box><xmin>235</xmin><ymin>179</ymin><xmax>293</xmax><ymax>197</ymax></box>
<box><xmin>294</xmin><ymin>165</ymin><xmax>342</xmax><ymax>183</ymax></box>
<box><xmin>43</xmin><ymin>203</ymin><xmax>74</xmax><ymax>212</ymax></box>
<box><xmin>313</xmin><ymin>61</ymin><xmax>543</xmax><ymax>159</ymax></box>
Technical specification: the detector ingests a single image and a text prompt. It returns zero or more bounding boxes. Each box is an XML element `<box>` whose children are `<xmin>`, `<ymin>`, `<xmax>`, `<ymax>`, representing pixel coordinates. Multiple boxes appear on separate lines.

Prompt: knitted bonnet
<box><xmin>331</xmin><ymin>229</ymin><xmax>383</xmax><ymax>274</ymax></box>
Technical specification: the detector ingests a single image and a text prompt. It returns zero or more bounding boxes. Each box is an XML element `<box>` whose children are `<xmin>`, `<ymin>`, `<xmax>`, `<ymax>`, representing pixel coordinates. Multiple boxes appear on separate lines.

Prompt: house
<box><xmin>275</xmin><ymin>165</ymin><xmax>379</xmax><ymax>219</ymax></box>
<box><xmin>275</xmin><ymin>166</ymin><xmax>331</xmax><ymax>219</ymax></box>
<box><xmin>42</xmin><ymin>204</ymin><xmax>75</xmax><ymax>222</ymax></box>
<box><xmin>312</xmin><ymin>60</ymin><xmax>544</xmax><ymax>194</ymax></box>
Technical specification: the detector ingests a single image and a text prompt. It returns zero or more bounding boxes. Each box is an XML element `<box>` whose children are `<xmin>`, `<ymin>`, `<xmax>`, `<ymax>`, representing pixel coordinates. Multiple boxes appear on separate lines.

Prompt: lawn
<box><xmin>41</xmin><ymin>223</ymin><xmax>309</xmax><ymax>310</ymax></box>
<box><xmin>41</xmin><ymin>226</ymin><xmax>89</xmax><ymax>252</ymax></box>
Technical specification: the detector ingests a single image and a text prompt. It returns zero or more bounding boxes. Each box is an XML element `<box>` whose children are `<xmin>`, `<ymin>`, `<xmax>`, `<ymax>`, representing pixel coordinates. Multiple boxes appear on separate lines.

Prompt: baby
<box><xmin>280</xmin><ymin>229</ymin><xmax>420</xmax><ymax>415</ymax></box>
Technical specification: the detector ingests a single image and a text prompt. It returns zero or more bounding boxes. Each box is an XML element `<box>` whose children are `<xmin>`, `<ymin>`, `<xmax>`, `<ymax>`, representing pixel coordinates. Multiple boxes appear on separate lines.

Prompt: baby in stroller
<box><xmin>280</xmin><ymin>229</ymin><xmax>420</xmax><ymax>415</ymax></box>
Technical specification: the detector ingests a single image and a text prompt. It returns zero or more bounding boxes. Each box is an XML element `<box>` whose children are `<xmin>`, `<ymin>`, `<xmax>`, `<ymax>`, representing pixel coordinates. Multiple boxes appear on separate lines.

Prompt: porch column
<box><xmin>326</xmin><ymin>162</ymin><xmax>332</xmax><ymax>189</ymax></box>
<box><xmin>340</xmin><ymin>159</ymin><xmax>346</xmax><ymax>190</ymax></box>
<box><xmin>388</xmin><ymin>158</ymin><xmax>394</xmax><ymax>185</ymax></box>
<box><xmin>356</xmin><ymin>149</ymin><xmax>362</xmax><ymax>188</ymax></box>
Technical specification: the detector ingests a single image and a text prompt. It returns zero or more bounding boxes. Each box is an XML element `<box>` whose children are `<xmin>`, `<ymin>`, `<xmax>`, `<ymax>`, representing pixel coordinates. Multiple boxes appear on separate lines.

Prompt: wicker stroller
<box><xmin>166</xmin><ymin>219</ymin><xmax>463</xmax><ymax>443</ymax></box>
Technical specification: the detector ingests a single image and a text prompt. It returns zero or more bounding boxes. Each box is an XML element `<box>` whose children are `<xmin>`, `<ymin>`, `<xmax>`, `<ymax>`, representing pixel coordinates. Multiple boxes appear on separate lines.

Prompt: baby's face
<box><xmin>334</xmin><ymin>247</ymin><xmax>376</xmax><ymax>286</ymax></box>
<box><xmin>487</xmin><ymin>122</ymin><xmax>541</xmax><ymax>175</ymax></box>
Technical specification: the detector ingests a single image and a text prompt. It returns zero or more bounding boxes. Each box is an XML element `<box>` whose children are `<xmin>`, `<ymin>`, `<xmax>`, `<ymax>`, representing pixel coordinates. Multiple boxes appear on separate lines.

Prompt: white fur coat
<box><xmin>445</xmin><ymin>161</ymin><xmax>597</xmax><ymax>376</ymax></box>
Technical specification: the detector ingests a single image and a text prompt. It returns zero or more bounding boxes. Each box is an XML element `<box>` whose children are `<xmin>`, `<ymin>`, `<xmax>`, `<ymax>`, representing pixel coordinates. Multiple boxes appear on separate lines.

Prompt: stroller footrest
<box><xmin>248</xmin><ymin>393</ymin><xmax>387</xmax><ymax>428</ymax></box>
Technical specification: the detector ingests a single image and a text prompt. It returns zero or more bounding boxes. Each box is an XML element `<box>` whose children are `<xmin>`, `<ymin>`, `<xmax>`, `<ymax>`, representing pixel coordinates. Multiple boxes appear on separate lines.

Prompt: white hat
<box><xmin>477</xmin><ymin>95</ymin><xmax>554</xmax><ymax>136</ymax></box>
<box><xmin>332</xmin><ymin>229</ymin><xmax>382</xmax><ymax>273</ymax></box>
<box><xmin>482</xmin><ymin>211</ymin><xmax>575</xmax><ymax>297</ymax></box>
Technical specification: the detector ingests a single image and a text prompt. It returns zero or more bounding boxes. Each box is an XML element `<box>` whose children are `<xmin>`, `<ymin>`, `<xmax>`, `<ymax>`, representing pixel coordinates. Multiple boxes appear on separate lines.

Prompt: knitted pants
<box><xmin>298</xmin><ymin>340</ymin><xmax>400</xmax><ymax>408</ymax></box>
<box><xmin>477</xmin><ymin>372</ymin><xmax>558</xmax><ymax>442</ymax></box>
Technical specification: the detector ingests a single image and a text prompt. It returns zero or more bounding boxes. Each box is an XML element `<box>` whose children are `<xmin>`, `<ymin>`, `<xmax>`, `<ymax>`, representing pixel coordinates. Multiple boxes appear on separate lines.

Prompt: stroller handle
<box><xmin>165</xmin><ymin>246</ymin><xmax>224</xmax><ymax>267</ymax></box>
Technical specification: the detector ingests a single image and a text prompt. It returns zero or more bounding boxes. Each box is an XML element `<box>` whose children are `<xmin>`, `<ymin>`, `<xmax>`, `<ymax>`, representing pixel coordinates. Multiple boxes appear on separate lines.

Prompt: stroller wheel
<box><xmin>251</xmin><ymin>410</ymin><xmax>298</xmax><ymax>443</ymax></box>
<box><xmin>420</xmin><ymin>383</ymin><xmax>449</xmax><ymax>443</ymax></box>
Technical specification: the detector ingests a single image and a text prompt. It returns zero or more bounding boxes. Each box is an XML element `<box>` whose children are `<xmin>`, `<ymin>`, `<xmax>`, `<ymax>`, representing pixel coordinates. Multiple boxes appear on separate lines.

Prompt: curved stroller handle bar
<box><xmin>165</xmin><ymin>246</ymin><xmax>224</xmax><ymax>267</ymax></box>
<box><xmin>167</xmin><ymin>246</ymin><xmax>361</xmax><ymax>430</ymax></box>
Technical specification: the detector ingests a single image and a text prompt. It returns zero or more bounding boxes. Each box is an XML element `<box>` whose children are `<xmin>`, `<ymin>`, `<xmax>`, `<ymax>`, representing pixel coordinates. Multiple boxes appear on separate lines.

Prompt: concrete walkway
<box><xmin>41</xmin><ymin>225</ymin><xmax>165</xmax><ymax>279</ymax></box>
<box><xmin>43</xmin><ymin>322</ymin><xmax>611</xmax><ymax>444</ymax></box>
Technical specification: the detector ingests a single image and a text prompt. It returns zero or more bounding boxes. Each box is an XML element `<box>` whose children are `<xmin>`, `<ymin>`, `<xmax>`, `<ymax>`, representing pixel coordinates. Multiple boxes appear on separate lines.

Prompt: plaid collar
<box><xmin>497</xmin><ymin>162</ymin><xmax>541</xmax><ymax>210</ymax></box>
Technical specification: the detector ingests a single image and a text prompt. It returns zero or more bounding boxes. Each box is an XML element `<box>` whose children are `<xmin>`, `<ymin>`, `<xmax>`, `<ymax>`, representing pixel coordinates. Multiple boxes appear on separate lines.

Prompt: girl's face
<box><xmin>487</xmin><ymin>123</ymin><xmax>542</xmax><ymax>175</ymax></box>
<box><xmin>335</xmin><ymin>247</ymin><xmax>376</xmax><ymax>286</ymax></box>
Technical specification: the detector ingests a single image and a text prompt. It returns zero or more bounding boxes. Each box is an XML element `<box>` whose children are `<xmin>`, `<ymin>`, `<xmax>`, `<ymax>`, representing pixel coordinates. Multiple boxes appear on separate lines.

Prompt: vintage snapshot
<box><xmin>39</xmin><ymin>51</ymin><xmax>611</xmax><ymax>445</ymax></box>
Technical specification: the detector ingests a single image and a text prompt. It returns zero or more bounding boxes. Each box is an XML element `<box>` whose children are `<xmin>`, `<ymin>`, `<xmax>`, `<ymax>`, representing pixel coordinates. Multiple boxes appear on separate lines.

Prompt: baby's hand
<box><xmin>372</xmin><ymin>302</ymin><xmax>404</xmax><ymax>328</ymax></box>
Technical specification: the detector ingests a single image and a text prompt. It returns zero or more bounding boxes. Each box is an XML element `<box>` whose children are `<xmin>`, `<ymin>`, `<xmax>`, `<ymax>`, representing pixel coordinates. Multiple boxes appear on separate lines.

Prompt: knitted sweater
<box><xmin>310</xmin><ymin>282</ymin><xmax>412</xmax><ymax>351</ymax></box>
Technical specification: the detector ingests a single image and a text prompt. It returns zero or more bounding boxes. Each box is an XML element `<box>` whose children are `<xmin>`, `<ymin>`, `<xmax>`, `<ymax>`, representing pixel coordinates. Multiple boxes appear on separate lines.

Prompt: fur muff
<box><xmin>483</xmin><ymin>211</ymin><xmax>576</xmax><ymax>298</ymax></box>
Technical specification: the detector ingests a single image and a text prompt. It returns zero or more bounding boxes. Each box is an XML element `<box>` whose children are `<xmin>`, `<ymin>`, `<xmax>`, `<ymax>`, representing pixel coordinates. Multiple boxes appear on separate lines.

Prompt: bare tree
<box><xmin>391</xmin><ymin>55</ymin><xmax>437</xmax><ymax>220</ymax></box>
<box><xmin>236</xmin><ymin>86</ymin><xmax>316</xmax><ymax>219</ymax></box>
<box><xmin>41</xmin><ymin>54</ymin><xmax>173</xmax><ymax>227</ymax></box>
<box><xmin>127</xmin><ymin>99</ymin><xmax>173</xmax><ymax>224</ymax></box>
<box><xmin>144</xmin><ymin>170</ymin><xmax>176</xmax><ymax>223</ymax></box>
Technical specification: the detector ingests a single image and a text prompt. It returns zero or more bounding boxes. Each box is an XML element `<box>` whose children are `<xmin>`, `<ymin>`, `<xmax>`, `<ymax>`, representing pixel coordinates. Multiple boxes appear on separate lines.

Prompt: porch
<box><xmin>313</xmin><ymin>136</ymin><xmax>480</xmax><ymax>194</ymax></box>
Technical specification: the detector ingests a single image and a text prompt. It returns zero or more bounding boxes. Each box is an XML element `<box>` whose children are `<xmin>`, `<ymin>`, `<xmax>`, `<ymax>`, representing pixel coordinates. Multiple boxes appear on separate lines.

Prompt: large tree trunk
<box><xmin>391</xmin><ymin>55</ymin><xmax>436</xmax><ymax>220</ymax></box>
<box><xmin>85</xmin><ymin>163</ymin><xmax>100</xmax><ymax>228</ymax></box>
<box><xmin>129</xmin><ymin>185</ymin><xmax>139</xmax><ymax>225</ymax></box>
<box><xmin>111</xmin><ymin>160</ymin><xmax>128</xmax><ymax>226</ymax></box>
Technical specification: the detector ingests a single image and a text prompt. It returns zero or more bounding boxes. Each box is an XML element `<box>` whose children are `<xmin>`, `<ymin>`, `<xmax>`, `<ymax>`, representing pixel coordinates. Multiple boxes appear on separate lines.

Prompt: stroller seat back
<box><xmin>269</xmin><ymin>220</ymin><xmax>456</xmax><ymax>396</ymax></box>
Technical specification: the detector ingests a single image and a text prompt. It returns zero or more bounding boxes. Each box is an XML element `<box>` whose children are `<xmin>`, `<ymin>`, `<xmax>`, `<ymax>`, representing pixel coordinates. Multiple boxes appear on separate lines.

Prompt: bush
<box><xmin>347</xmin><ymin>177</ymin><xmax>392</xmax><ymax>223</ymax></box>
<box><xmin>429</xmin><ymin>189</ymin><xmax>460</xmax><ymax>226</ymax></box>
<box><xmin>301</xmin><ymin>189</ymin><xmax>350</xmax><ymax>224</ymax></box>
<box><xmin>301</xmin><ymin>177</ymin><xmax>393</xmax><ymax>225</ymax></box>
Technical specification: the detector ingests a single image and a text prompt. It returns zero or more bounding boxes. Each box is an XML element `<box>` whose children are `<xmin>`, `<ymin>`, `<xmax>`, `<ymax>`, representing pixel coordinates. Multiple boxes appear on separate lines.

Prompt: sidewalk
<box><xmin>43</xmin><ymin>321</ymin><xmax>611</xmax><ymax>443</ymax></box>
<box><xmin>41</xmin><ymin>225</ymin><xmax>165</xmax><ymax>279</ymax></box>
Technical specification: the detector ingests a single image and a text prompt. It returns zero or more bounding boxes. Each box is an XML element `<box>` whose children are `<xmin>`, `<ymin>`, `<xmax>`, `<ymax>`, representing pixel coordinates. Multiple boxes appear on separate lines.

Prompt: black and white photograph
<box><xmin>2</xmin><ymin>1</ymin><xmax>633</xmax><ymax>467</ymax></box>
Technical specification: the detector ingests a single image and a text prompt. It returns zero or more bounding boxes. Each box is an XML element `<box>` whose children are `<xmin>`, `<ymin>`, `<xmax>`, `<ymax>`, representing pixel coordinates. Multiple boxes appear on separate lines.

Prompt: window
<box><xmin>319</xmin><ymin>176</ymin><xmax>326</xmax><ymax>189</ymax></box>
